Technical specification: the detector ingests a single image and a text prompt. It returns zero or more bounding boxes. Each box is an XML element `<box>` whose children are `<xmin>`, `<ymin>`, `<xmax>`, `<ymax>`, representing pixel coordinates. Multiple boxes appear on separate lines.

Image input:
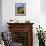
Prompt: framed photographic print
<box><xmin>15</xmin><ymin>3</ymin><xmax>26</xmax><ymax>16</ymax></box>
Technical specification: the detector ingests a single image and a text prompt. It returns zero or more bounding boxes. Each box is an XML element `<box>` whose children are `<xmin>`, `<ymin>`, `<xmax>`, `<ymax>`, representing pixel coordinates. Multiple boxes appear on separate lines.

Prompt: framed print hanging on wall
<box><xmin>15</xmin><ymin>3</ymin><xmax>26</xmax><ymax>16</ymax></box>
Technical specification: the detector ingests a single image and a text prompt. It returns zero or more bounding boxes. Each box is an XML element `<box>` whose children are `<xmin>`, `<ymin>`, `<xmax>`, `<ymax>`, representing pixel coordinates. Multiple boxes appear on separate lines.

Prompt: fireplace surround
<box><xmin>7</xmin><ymin>23</ymin><xmax>34</xmax><ymax>46</ymax></box>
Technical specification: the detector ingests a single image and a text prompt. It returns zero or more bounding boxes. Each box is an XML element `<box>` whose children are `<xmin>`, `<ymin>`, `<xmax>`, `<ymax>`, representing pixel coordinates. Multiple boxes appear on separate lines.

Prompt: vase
<box><xmin>39</xmin><ymin>40</ymin><xmax>45</xmax><ymax>46</ymax></box>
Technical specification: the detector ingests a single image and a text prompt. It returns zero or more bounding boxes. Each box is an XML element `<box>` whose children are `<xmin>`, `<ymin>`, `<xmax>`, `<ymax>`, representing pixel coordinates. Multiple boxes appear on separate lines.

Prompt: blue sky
<box><xmin>16</xmin><ymin>3</ymin><xmax>24</xmax><ymax>8</ymax></box>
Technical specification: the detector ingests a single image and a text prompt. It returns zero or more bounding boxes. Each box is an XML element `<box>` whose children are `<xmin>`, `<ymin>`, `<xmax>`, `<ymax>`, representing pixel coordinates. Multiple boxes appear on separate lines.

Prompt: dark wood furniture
<box><xmin>7</xmin><ymin>23</ymin><xmax>34</xmax><ymax>46</ymax></box>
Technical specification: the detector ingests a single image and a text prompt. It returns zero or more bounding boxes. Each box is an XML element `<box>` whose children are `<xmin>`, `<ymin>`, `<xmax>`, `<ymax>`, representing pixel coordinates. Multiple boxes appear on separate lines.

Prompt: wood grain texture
<box><xmin>7</xmin><ymin>23</ymin><xmax>34</xmax><ymax>46</ymax></box>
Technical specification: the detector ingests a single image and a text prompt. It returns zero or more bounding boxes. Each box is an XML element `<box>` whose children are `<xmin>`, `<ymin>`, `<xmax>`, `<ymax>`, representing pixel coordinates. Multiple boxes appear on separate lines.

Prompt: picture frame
<box><xmin>15</xmin><ymin>3</ymin><xmax>26</xmax><ymax>16</ymax></box>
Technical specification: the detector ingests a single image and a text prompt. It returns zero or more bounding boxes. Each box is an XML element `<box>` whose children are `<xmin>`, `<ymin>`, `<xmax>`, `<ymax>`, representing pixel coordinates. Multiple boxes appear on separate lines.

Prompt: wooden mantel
<box><xmin>7</xmin><ymin>23</ymin><xmax>34</xmax><ymax>46</ymax></box>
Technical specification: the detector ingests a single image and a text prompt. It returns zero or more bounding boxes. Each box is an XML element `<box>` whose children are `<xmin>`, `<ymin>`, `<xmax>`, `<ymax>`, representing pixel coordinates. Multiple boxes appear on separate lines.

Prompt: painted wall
<box><xmin>40</xmin><ymin>0</ymin><xmax>46</xmax><ymax>31</ymax></box>
<box><xmin>2</xmin><ymin>0</ymin><xmax>46</xmax><ymax>46</ymax></box>
<box><xmin>2</xmin><ymin>0</ymin><xmax>40</xmax><ymax>31</ymax></box>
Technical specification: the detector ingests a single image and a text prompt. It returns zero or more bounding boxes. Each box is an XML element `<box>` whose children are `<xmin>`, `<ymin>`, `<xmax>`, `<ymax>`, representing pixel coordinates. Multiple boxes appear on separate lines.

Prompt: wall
<box><xmin>2</xmin><ymin>0</ymin><xmax>46</xmax><ymax>46</ymax></box>
<box><xmin>40</xmin><ymin>0</ymin><xmax>46</xmax><ymax>13</ymax></box>
<box><xmin>2</xmin><ymin>0</ymin><xmax>40</xmax><ymax>30</ymax></box>
<box><xmin>40</xmin><ymin>0</ymin><xmax>46</xmax><ymax>31</ymax></box>
<box><xmin>0</xmin><ymin>0</ymin><xmax>2</xmax><ymax>32</ymax></box>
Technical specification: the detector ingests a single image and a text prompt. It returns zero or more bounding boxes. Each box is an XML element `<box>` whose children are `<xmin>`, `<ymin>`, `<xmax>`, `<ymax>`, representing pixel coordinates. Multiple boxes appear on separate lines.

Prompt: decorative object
<box><xmin>15</xmin><ymin>3</ymin><xmax>26</xmax><ymax>16</ymax></box>
<box><xmin>10</xmin><ymin>20</ymin><xmax>13</xmax><ymax>21</ymax></box>
<box><xmin>8</xmin><ymin>19</ymin><xmax>19</xmax><ymax>23</ymax></box>
<box><xmin>25</xmin><ymin>20</ymin><xmax>30</xmax><ymax>23</ymax></box>
<box><xmin>36</xmin><ymin>25</ymin><xmax>45</xmax><ymax>46</ymax></box>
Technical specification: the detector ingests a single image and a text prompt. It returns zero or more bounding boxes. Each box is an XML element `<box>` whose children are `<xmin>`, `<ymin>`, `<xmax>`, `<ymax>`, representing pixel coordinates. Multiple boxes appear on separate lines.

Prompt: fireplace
<box><xmin>11</xmin><ymin>32</ymin><xmax>28</xmax><ymax>46</ymax></box>
<box><xmin>7</xmin><ymin>23</ymin><xmax>34</xmax><ymax>46</ymax></box>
